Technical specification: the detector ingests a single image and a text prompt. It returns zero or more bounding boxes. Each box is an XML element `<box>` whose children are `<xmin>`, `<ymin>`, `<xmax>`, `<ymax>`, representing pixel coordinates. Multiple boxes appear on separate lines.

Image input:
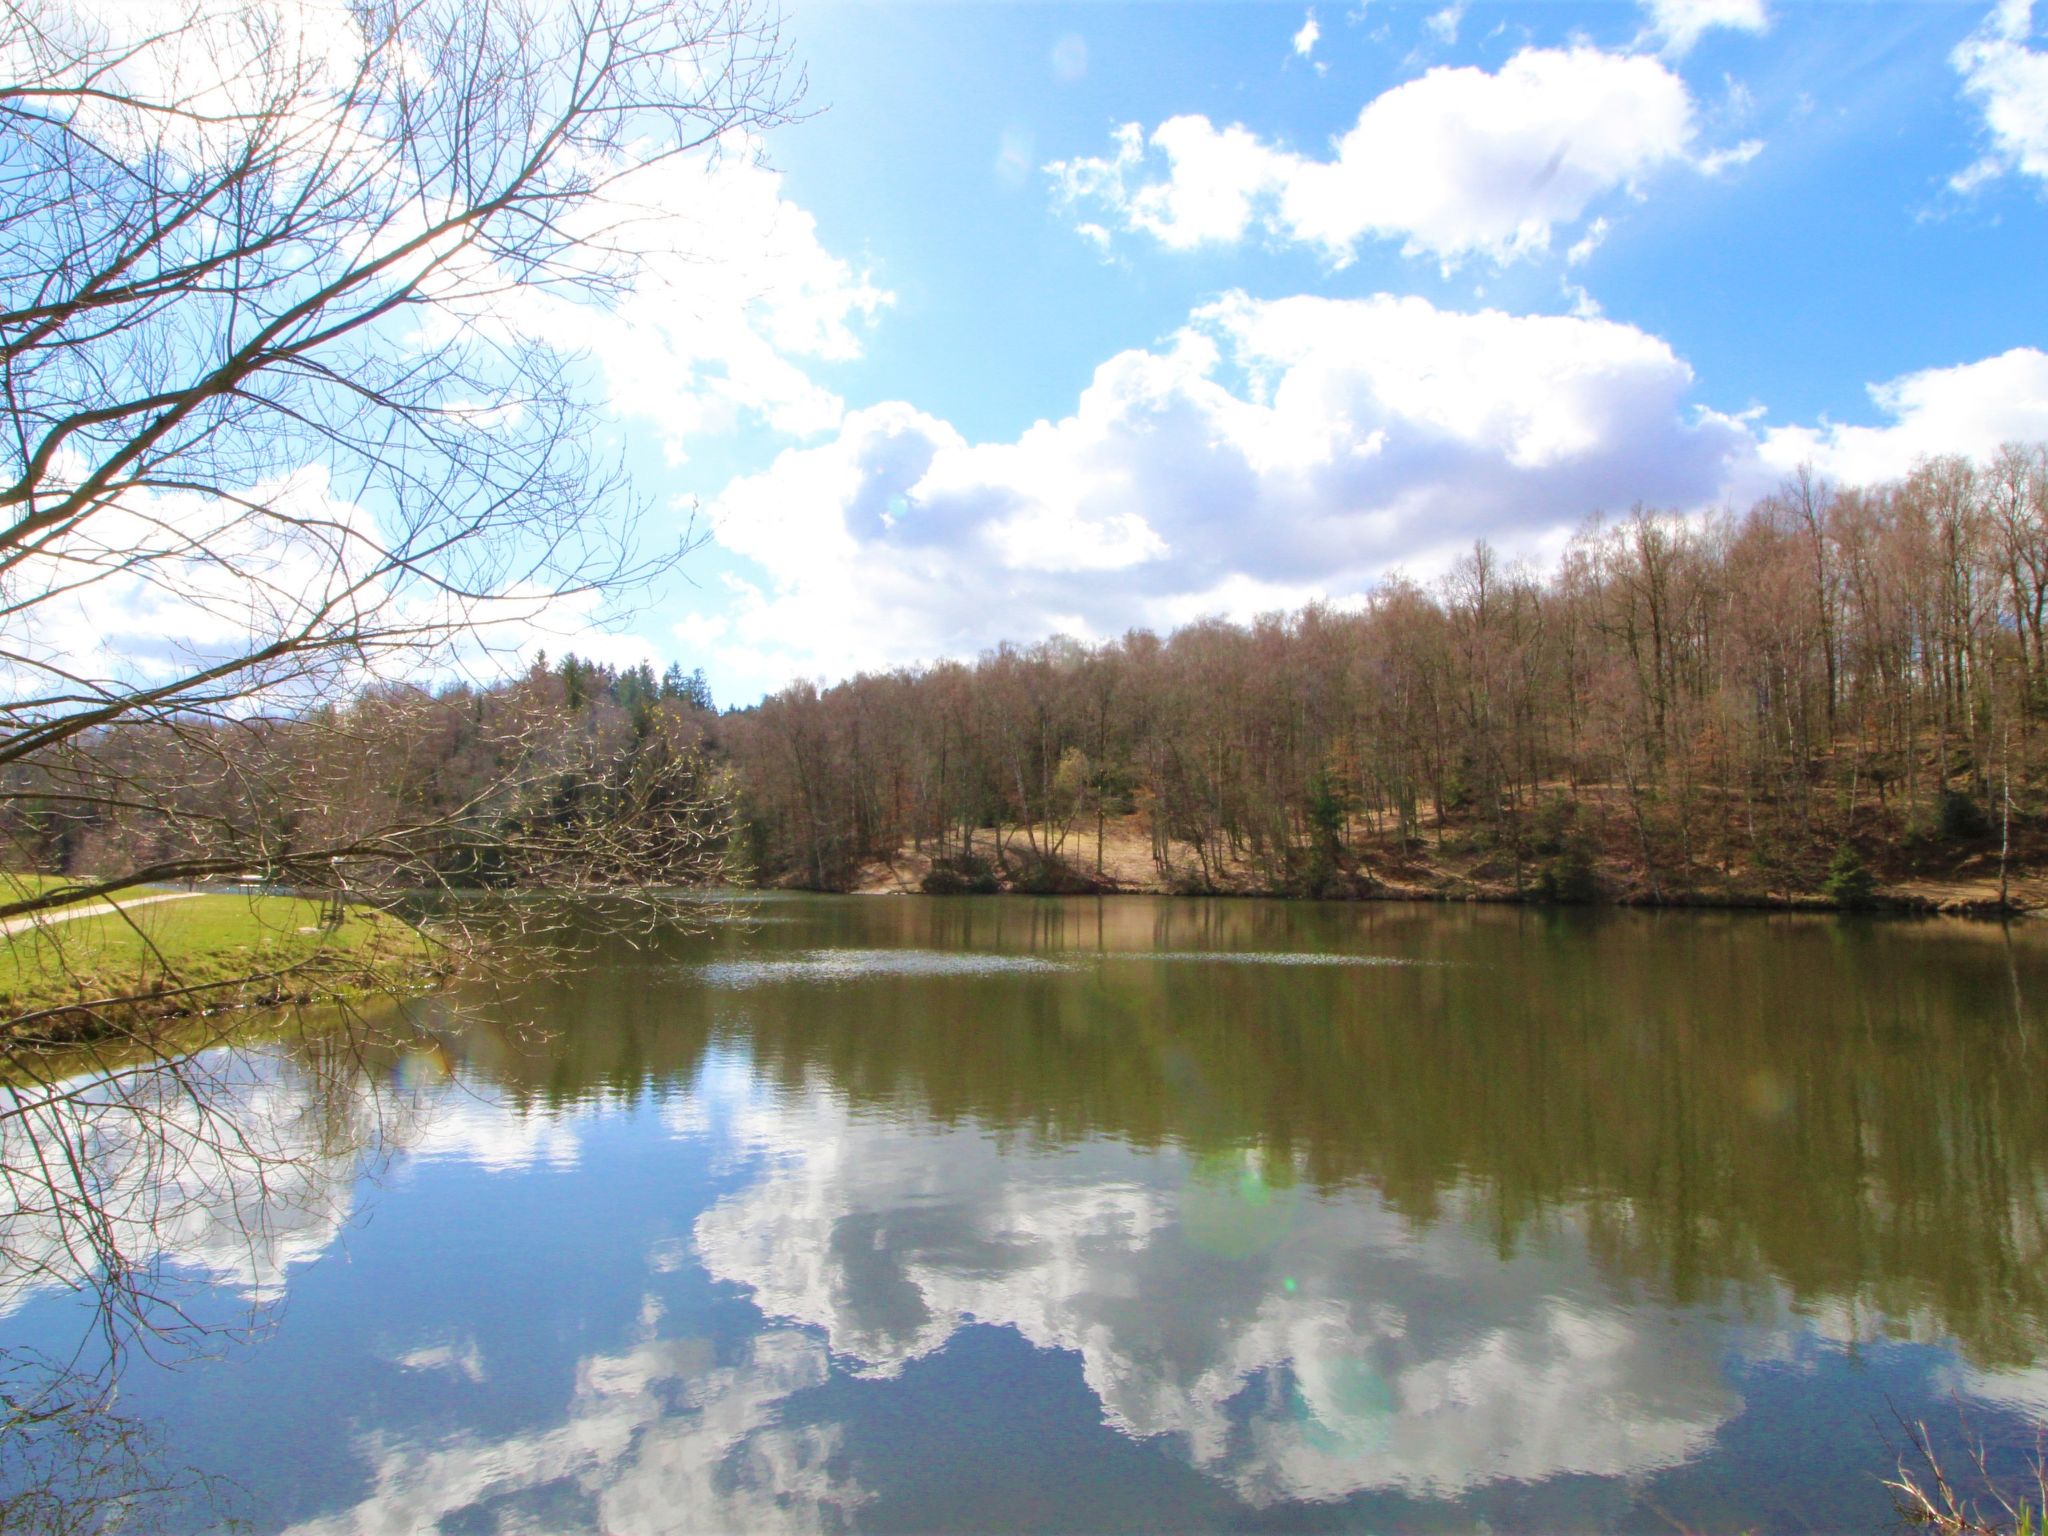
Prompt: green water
<box><xmin>5</xmin><ymin>896</ymin><xmax>2048</xmax><ymax>1532</ymax></box>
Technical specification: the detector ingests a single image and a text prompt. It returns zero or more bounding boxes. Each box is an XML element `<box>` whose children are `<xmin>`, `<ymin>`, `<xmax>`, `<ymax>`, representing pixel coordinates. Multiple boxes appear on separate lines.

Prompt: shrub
<box><xmin>1005</xmin><ymin>850</ymin><xmax>1104</xmax><ymax>895</ymax></box>
<box><xmin>1938</xmin><ymin>789</ymin><xmax>1992</xmax><ymax>841</ymax></box>
<box><xmin>1822</xmin><ymin>842</ymin><xmax>1879</xmax><ymax>909</ymax></box>
<box><xmin>1533</xmin><ymin>840</ymin><xmax>1600</xmax><ymax>904</ymax></box>
<box><xmin>1527</xmin><ymin>793</ymin><xmax>1577</xmax><ymax>857</ymax></box>
<box><xmin>1529</xmin><ymin>797</ymin><xmax>1599</xmax><ymax>903</ymax></box>
<box><xmin>921</xmin><ymin>854</ymin><xmax>999</xmax><ymax>895</ymax></box>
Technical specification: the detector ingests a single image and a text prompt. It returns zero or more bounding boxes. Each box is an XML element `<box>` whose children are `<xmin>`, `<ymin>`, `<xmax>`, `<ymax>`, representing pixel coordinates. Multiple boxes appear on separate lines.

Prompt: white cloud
<box><xmin>1566</xmin><ymin>216</ymin><xmax>1612</xmax><ymax>266</ymax></box>
<box><xmin>505</xmin><ymin>148</ymin><xmax>890</xmax><ymax>459</ymax></box>
<box><xmin>700</xmin><ymin>293</ymin><xmax>1751</xmax><ymax>690</ymax></box>
<box><xmin>409</xmin><ymin>1095</ymin><xmax>588</xmax><ymax>1174</ymax></box>
<box><xmin>1639</xmin><ymin>0</ymin><xmax>1769</xmax><ymax>57</ymax></box>
<box><xmin>15</xmin><ymin>6</ymin><xmax>883</xmax><ymax>463</ymax></box>
<box><xmin>1952</xmin><ymin>0</ymin><xmax>2048</xmax><ymax>191</ymax></box>
<box><xmin>1049</xmin><ymin>46</ymin><xmax>1742</xmax><ymax>266</ymax></box>
<box><xmin>3</xmin><ymin>10</ymin><xmax>889</xmax><ymax>714</ymax></box>
<box><xmin>1758</xmin><ymin>347</ymin><xmax>2048</xmax><ymax>485</ymax></box>
<box><xmin>703</xmin><ymin>299</ymin><xmax>2048</xmax><ymax>697</ymax></box>
<box><xmin>392</xmin><ymin>1336</ymin><xmax>488</xmax><ymax>1383</ymax></box>
<box><xmin>1425</xmin><ymin>2</ymin><xmax>1465</xmax><ymax>45</ymax></box>
<box><xmin>1292</xmin><ymin>10</ymin><xmax>1321</xmax><ymax>58</ymax></box>
<box><xmin>1696</xmin><ymin>137</ymin><xmax>1765</xmax><ymax>175</ymax></box>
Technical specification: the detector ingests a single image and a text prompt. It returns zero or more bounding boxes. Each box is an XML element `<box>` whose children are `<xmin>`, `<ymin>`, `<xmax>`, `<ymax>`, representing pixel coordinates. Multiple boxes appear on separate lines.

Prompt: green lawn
<box><xmin>0</xmin><ymin>892</ymin><xmax>440</xmax><ymax>1036</ymax></box>
<box><xmin>0</xmin><ymin>871</ymin><xmax>88</xmax><ymax>903</ymax></box>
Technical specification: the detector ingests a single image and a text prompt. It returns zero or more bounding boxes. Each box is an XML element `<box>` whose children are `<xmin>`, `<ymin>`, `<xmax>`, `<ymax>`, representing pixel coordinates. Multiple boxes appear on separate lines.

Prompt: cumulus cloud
<box><xmin>1639</xmin><ymin>0</ymin><xmax>1769</xmax><ymax>57</ymax></box>
<box><xmin>409</xmin><ymin>1095</ymin><xmax>589</xmax><ymax>1174</ymax></box>
<box><xmin>700</xmin><ymin>300</ymin><xmax>2048</xmax><ymax>697</ymax></box>
<box><xmin>700</xmin><ymin>292</ymin><xmax>1751</xmax><ymax>688</ymax></box>
<box><xmin>1758</xmin><ymin>347</ymin><xmax>2048</xmax><ymax>485</ymax></box>
<box><xmin>1048</xmin><ymin>46</ymin><xmax>1746</xmax><ymax>265</ymax></box>
<box><xmin>12</xmin><ymin>5</ymin><xmax>883</xmax><ymax>460</ymax></box>
<box><xmin>503</xmin><ymin>148</ymin><xmax>891</xmax><ymax>457</ymax></box>
<box><xmin>1951</xmin><ymin>0</ymin><xmax>2048</xmax><ymax>191</ymax></box>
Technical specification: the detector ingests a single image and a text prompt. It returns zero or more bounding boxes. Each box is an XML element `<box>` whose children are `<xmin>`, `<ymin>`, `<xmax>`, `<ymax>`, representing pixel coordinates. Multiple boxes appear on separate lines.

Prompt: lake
<box><xmin>5</xmin><ymin>895</ymin><xmax>2048</xmax><ymax>1532</ymax></box>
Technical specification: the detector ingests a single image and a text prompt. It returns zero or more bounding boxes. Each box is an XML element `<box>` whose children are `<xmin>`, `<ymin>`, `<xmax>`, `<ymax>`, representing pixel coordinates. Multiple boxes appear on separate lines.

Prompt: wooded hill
<box><xmin>720</xmin><ymin>446</ymin><xmax>2048</xmax><ymax>911</ymax></box>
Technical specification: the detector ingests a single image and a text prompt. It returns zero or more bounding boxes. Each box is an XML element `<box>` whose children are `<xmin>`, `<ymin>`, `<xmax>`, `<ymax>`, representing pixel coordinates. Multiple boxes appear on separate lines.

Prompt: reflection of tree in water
<box><xmin>0</xmin><ymin>1350</ymin><xmax>218</xmax><ymax>1534</ymax></box>
<box><xmin>456</xmin><ymin>902</ymin><xmax>2048</xmax><ymax>1369</ymax></box>
<box><xmin>0</xmin><ymin>1009</ymin><xmax>433</xmax><ymax>1527</ymax></box>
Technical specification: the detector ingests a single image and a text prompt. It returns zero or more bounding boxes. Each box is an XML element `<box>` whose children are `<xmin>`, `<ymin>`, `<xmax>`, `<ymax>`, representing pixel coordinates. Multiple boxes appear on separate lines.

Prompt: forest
<box><xmin>722</xmin><ymin>445</ymin><xmax>2048</xmax><ymax>909</ymax></box>
<box><xmin>10</xmin><ymin>444</ymin><xmax>2048</xmax><ymax>913</ymax></box>
<box><xmin>0</xmin><ymin>659</ymin><xmax>731</xmax><ymax>901</ymax></box>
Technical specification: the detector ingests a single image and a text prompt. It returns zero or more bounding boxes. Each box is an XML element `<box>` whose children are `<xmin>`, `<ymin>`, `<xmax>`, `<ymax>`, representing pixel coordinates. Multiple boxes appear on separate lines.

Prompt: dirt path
<box><xmin>0</xmin><ymin>891</ymin><xmax>203</xmax><ymax>937</ymax></box>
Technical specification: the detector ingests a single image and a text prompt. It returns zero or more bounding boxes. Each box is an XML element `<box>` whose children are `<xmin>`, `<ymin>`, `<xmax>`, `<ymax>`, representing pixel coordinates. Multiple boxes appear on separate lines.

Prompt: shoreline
<box><xmin>820</xmin><ymin>831</ymin><xmax>2036</xmax><ymax>920</ymax></box>
<box><xmin>833</xmin><ymin>881</ymin><xmax>2029</xmax><ymax>919</ymax></box>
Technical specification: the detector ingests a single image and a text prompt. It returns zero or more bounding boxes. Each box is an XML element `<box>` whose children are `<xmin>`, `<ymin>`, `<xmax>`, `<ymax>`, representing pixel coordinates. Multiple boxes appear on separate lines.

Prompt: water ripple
<box><xmin>695</xmin><ymin>949</ymin><xmax>1080</xmax><ymax>987</ymax></box>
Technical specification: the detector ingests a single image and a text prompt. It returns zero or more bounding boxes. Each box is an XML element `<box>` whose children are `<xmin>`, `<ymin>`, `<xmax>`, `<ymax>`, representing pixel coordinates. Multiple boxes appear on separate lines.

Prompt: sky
<box><xmin>45</xmin><ymin>0</ymin><xmax>2048</xmax><ymax>709</ymax></box>
<box><xmin>580</xmin><ymin>0</ymin><xmax>2048</xmax><ymax>706</ymax></box>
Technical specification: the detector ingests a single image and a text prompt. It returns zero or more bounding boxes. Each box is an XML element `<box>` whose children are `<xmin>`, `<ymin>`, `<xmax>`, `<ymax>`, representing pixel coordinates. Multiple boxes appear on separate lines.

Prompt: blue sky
<box><xmin>563</xmin><ymin>0</ymin><xmax>2048</xmax><ymax>705</ymax></box>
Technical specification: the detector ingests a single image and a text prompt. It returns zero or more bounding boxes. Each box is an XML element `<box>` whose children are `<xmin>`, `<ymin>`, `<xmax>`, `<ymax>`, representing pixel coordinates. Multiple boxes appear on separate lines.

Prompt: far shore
<box><xmin>817</xmin><ymin>811</ymin><xmax>2037</xmax><ymax>920</ymax></box>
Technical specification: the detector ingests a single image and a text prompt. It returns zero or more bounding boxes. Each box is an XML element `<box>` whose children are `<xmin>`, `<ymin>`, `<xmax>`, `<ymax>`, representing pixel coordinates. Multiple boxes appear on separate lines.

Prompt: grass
<box><xmin>0</xmin><ymin>891</ymin><xmax>443</xmax><ymax>1041</ymax></box>
<box><xmin>0</xmin><ymin>871</ymin><xmax>89</xmax><ymax>902</ymax></box>
<box><xmin>1888</xmin><ymin>1415</ymin><xmax>2048</xmax><ymax>1535</ymax></box>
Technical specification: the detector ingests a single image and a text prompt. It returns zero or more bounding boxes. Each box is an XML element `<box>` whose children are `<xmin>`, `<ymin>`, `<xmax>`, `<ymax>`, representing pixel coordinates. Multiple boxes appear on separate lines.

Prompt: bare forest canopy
<box><xmin>721</xmin><ymin>446</ymin><xmax>2048</xmax><ymax>908</ymax></box>
<box><xmin>1</xmin><ymin>660</ymin><xmax>729</xmax><ymax>899</ymax></box>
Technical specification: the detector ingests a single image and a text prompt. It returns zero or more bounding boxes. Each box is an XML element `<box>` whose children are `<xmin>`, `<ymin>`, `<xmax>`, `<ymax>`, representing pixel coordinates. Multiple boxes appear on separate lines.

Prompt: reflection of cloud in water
<box><xmin>0</xmin><ymin>1052</ymin><xmax>596</xmax><ymax>1325</ymax></box>
<box><xmin>408</xmin><ymin>1092</ymin><xmax>584</xmax><ymax>1173</ymax></box>
<box><xmin>286</xmin><ymin>1321</ymin><xmax>868</xmax><ymax>1535</ymax></box>
<box><xmin>1941</xmin><ymin>1361</ymin><xmax>2048</xmax><ymax>1427</ymax></box>
<box><xmin>391</xmin><ymin>1336</ymin><xmax>487</xmax><ymax>1384</ymax></box>
<box><xmin>692</xmin><ymin>1094</ymin><xmax>1738</xmax><ymax>1504</ymax></box>
<box><xmin>0</xmin><ymin>1056</ymin><xmax>382</xmax><ymax>1315</ymax></box>
<box><xmin>695</xmin><ymin>949</ymin><xmax>1078</xmax><ymax>987</ymax></box>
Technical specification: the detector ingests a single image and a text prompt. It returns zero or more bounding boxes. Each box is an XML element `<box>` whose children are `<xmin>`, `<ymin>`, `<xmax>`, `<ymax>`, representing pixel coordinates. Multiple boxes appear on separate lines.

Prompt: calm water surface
<box><xmin>6</xmin><ymin>896</ymin><xmax>2048</xmax><ymax>1532</ymax></box>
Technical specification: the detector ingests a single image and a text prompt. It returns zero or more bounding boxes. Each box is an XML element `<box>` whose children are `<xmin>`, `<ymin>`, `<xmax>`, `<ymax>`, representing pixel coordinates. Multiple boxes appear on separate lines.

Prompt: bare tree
<box><xmin>0</xmin><ymin>0</ymin><xmax>793</xmax><ymax>939</ymax></box>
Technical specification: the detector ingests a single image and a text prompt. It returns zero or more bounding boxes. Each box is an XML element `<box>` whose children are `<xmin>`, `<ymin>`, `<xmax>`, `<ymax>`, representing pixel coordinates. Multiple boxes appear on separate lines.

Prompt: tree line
<box><xmin>1</xmin><ymin>659</ymin><xmax>729</xmax><ymax>899</ymax></box>
<box><xmin>721</xmin><ymin>445</ymin><xmax>2048</xmax><ymax>903</ymax></box>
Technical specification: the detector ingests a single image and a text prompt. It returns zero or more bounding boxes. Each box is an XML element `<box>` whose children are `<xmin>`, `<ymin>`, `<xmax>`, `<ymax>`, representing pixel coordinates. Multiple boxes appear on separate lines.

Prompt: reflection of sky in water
<box><xmin>10</xmin><ymin>901</ymin><xmax>2048</xmax><ymax>1533</ymax></box>
<box><xmin>284</xmin><ymin>1324</ymin><xmax>870</xmax><ymax>1536</ymax></box>
<box><xmin>689</xmin><ymin>1089</ymin><xmax>1738</xmax><ymax>1505</ymax></box>
<box><xmin>0</xmin><ymin>1053</ymin><xmax>381</xmax><ymax>1315</ymax></box>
